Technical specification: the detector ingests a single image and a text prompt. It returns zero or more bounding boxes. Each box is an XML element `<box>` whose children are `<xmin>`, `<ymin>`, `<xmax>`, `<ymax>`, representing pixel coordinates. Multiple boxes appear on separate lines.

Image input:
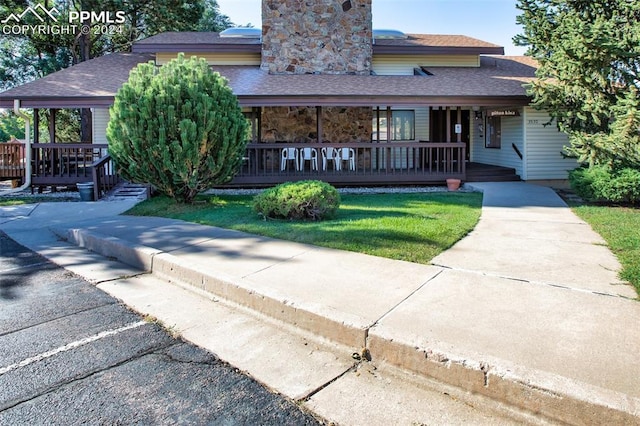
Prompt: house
<box><xmin>0</xmin><ymin>0</ymin><xmax>577</xmax><ymax>194</ymax></box>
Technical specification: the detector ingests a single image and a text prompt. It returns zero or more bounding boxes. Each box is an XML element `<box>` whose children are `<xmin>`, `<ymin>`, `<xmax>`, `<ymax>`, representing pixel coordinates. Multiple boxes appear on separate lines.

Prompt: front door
<box><xmin>430</xmin><ymin>108</ymin><xmax>470</xmax><ymax>161</ymax></box>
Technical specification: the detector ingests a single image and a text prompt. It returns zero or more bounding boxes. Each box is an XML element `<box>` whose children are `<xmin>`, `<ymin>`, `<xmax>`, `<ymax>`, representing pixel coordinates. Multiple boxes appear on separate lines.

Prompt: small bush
<box><xmin>569</xmin><ymin>165</ymin><xmax>640</xmax><ymax>205</ymax></box>
<box><xmin>253</xmin><ymin>180</ymin><xmax>340</xmax><ymax>221</ymax></box>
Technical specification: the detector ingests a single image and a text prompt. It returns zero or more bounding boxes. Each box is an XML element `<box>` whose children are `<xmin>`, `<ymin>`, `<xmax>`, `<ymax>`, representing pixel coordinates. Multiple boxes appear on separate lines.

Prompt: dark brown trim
<box><xmin>236</xmin><ymin>95</ymin><xmax>532</xmax><ymax>108</ymax></box>
<box><xmin>0</xmin><ymin>97</ymin><xmax>115</xmax><ymax>108</ymax></box>
<box><xmin>132</xmin><ymin>44</ymin><xmax>262</xmax><ymax>54</ymax></box>
<box><xmin>373</xmin><ymin>46</ymin><xmax>505</xmax><ymax>55</ymax></box>
<box><xmin>1</xmin><ymin>95</ymin><xmax>532</xmax><ymax>110</ymax></box>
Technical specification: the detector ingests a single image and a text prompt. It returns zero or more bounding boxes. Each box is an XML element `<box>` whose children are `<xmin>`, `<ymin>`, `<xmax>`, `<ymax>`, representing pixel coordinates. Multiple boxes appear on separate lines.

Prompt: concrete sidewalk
<box><xmin>1</xmin><ymin>182</ymin><xmax>639</xmax><ymax>425</ymax></box>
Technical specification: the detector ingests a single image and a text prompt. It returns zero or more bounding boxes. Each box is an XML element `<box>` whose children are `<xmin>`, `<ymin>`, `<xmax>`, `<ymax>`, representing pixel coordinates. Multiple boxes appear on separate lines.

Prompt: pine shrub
<box><xmin>107</xmin><ymin>53</ymin><xmax>247</xmax><ymax>203</ymax></box>
<box><xmin>253</xmin><ymin>180</ymin><xmax>340</xmax><ymax>221</ymax></box>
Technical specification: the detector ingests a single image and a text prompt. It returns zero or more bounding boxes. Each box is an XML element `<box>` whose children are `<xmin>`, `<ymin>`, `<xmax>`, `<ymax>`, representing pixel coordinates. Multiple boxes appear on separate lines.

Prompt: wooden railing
<box><xmin>92</xmin><ymin>153</ymin><xmax>122</xmax><ymax>200</ymax></box>
<box><xmin>0</xmin><ymin>142</ymin><xmax>26</xmax><ymax>183</ymax></box>
<box><xmin>230</xmin><ymin>142</ymin><xmax>466</xmax><ymax>186</ymax></box>
<box><xmin>31</xmin><ymin>143</ymin><xmax>109</xmax><ymax>186</ymax></box>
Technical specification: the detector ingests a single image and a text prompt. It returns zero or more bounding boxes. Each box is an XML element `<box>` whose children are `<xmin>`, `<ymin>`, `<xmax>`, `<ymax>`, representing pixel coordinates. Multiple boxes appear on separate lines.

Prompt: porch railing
<box><xmin>31</xmin><ymin>143</ymin><xmax>109</xmax><ymax>186</ymax></box>
<box><xmin>230</xmin><ymin>142</ymin><xmax>466</xmax><ymax>186</ymax></box>
<box><xmin>92</xmin><ymin>153</ymin><xmax>122</xmax><ymax>200</ymax></box>
<box><xmin>0</xmin><ymin>142</ymin><xmax>26</xmax><ymax>182</ymax></box>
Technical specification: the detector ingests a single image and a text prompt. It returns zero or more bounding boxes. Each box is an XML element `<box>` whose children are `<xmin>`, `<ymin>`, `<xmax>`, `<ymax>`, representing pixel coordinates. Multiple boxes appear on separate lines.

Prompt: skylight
<box><xmin>373</xmin><ymin>29</ymin><xmax>408</xmax><ymax>40</ymax></box>
<box><xmin>220</xmin><ymin>27</ymin><xmax>262</xmax><ymax>38</ymax></box>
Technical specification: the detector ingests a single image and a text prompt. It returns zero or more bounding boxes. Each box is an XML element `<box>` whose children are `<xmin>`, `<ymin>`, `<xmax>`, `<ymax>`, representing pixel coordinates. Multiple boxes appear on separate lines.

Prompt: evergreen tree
<box><xmin>514</xmin><ymin>0</ymin><xmax>640</xmax><ymax>167</ymax></box>
<box><xmin>107</xmin><ymin>54</ymin><xmax>248</xmax><ymax>203</ymax></box>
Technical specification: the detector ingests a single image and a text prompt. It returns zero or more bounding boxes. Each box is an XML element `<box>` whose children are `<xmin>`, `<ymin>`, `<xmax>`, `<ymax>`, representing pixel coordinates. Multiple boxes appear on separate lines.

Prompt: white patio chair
<box><xmin>299</xmin><ymin>147</ymin><xmax>318</xmax><ymax>171</ymax></box>
<box><xmin>280</xmin><ymin>147</ymin><xmax>299</xmax><ymax>171</ymax></box>
<box><xmin>321</xmin><ymin>147</ymin><xmax>340</xmax><ymax>171</ymax></box>
<box><xmin>337</xmin><ymin>147</ymin><xmax>356</xmax><ymax>171</ymax></box>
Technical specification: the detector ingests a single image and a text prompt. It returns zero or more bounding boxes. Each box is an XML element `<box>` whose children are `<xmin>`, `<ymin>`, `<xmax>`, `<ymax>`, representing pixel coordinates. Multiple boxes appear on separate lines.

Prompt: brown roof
<box><xmin>132</xmin><ymin>31</ymin><xmax>504</xmax><ymax>55</ymax></box>
<box><xmin>373</xmin><ymin>34</ymin><xmax>504</xmax><ymax>55</ymax></box>
<box><xmin>0</xmin><ymin>53</ymin><xmax>537</xmax><ymax>108</ymax></box>
<box><xmin>0</xmin><ymin>53</ymin><xmax>154</xmax><ymax>108</ymax></box>
<box><xmin>132</xmin><ymin>32</ymin><xmax>262</xmax><ymax>53</ymax></box>
<box><xmin>215</xmin><ymin>55</ymin><xmax>536</xmax><ymax>106</ymax></box>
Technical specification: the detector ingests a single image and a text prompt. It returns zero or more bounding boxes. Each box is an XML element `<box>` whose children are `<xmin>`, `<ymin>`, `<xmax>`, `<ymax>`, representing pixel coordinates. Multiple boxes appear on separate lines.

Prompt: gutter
<box><xmin>1</xmin><ymin>100</ymin><xmax>32</xmax><ymax>194</ymax></box>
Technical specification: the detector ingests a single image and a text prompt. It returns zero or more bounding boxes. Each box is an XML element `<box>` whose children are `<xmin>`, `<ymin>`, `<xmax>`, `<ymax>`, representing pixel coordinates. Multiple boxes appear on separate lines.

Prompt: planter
<box><xmin>446</xmin><ymin>178</ymin><xmax>461</xmax><ymax>191</ymax></box>
<box><xmin>77</xmin><ymin>182</ymin><xmax>94</xmax><ymax>201</ymax></box>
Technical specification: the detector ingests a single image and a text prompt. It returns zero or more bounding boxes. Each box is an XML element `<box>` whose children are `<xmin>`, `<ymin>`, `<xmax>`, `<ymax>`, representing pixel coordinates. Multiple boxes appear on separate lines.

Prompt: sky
<box><xmin>216</xmin><ymin>0</ymin><xmax>527</xmax><ymax>56</ymax></box>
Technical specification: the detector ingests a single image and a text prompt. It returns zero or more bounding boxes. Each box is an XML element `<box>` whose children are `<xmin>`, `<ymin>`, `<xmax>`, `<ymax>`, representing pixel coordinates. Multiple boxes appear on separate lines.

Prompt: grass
<box><xmin>126</xmin><ymin>192</ymin><xmax>483</xmax><ymax>264</ymax></box>
<box><xmin>0</xmin><ymin>196</ymin><xmax>78</xmax><ymax>206</ymax></box>
<box><xmin>571</xmin><ymin>204</ymin><xmax>640</xmax><ymax>297</ymax></box>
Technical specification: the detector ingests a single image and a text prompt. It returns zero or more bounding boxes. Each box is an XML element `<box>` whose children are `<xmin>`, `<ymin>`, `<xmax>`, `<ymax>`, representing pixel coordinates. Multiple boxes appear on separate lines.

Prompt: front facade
<box><xmin>0</xmin><ymin>0</ymin><xmax>577</xmax><ymax>190</ymax></box>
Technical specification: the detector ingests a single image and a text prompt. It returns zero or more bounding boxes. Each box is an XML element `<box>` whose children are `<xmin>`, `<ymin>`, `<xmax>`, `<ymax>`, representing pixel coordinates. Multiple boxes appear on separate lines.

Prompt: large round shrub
<box><xmin>107</xmin><ymin>53</ymin><xmax>247</xmax><ymax>203</ymax></box>
<box><xmin>253</xmin><ymin>180</ymin><xmax>340</xmax><ymax>221</ymax></box>
<box><xmin>569</xmin><ymin>165</ymin><xmax>640</xmax><ymax>205</ymax></box>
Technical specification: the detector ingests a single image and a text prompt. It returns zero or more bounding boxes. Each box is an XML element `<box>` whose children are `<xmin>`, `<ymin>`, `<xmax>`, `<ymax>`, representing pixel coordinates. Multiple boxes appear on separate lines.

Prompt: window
<box><xmin>485</xmin><ymin>116</ymin><xmax>501</xmax><ymax>149</ymax></box>
<box><xmin>372</xmin><ymin>110</ymin><xmax>415</xmax><ymax>141</ymax></box>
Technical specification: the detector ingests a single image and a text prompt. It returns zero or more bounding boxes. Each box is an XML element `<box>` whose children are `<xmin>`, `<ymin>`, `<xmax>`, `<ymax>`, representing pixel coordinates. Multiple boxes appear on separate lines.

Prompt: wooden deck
<box><xmin>2</xmin><ymin>141</ymin><xmax>475</xmax><ymax>196</ymax></box>
<box><xmin>228</xmin><ymin>142</ymin><xmax>467</xmax><ymax>186</ymax></box>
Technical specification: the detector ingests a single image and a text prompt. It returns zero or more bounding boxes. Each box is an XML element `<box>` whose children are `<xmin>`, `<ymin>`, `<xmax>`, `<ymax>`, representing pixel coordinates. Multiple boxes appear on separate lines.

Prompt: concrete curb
<box><xmin>367</xmin><ymin>331</ymin><xmax>640</xmax><ymax>425</ymax></box>
<box><xmin>55</xmin><ymin>226</ymin><xmax>640</xmax><ymax>425</ymax></box>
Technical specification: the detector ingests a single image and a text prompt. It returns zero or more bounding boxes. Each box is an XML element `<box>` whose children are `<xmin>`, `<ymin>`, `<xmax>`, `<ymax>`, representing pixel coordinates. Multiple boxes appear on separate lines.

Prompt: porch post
<box><xmin>445</xmin><ymin>107</ymin><xmax>451</xmax><ymax>142</ymax></box>
<box><xmin>33</xmin><ymin>109</ymin><xmax>39</xmax><ymax>143</ymax></box>
<box><xmin>456</xmin><ymin>107</ymin><xmax>462</xmax><ymax>143</ymax></box>
<box><xmin>316</xmin><ymin>106</ymin><xmax>323</xmax><ymax>143</ymax></box>
<box><xmin>48</xmin><ymin>108</ymin><xmax>56</xmax><ymax>143</ymax></box>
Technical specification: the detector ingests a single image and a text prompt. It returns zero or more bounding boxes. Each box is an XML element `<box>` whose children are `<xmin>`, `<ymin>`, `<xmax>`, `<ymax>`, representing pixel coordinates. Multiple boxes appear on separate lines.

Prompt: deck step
<box><xmin>465</xmin><ymin>163</ymin><xmax>520</xmax><ymax>182</ymax></box>
<box><xmin>102</xmin><ymin>183</ymin><xmax>150</xmax><ymax>201</ymax></box>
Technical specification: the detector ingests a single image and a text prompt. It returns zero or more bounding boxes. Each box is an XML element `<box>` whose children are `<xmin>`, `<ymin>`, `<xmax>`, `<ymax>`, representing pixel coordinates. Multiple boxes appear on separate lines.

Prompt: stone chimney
<box><xmin>261</xmin><ymin>0</ymin><xmax>373</xmax><ymax>75</ymax></box>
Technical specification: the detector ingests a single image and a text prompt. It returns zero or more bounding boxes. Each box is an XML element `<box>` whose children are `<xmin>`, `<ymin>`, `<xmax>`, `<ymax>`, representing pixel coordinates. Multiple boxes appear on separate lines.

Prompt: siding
<box><xmin>523</xmin><ymin>107</ymin><xmax>576</xmax><ymax>180</ymax></box>
<box><xmin>92</xmin><ymin>108</ymin><xmax>110</xmax><ymax>144</ymax></box>
<box><xmin>156</xmin><ymin>52</ymin><xmax>261</xmax><ymax>66</ymax></box>
<box><xmin>471</xmin><ymin>113</ymin><xmax>524</xmax><ymax>177</ymax></box>
<box><xmin>372</xmin><ymin>54</ymin><xmax>480</xmax><ymax>75</ymax></box>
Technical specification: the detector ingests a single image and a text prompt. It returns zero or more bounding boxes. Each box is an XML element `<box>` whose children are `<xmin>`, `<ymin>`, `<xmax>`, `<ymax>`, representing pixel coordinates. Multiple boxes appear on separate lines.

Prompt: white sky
<box><xmin>216</xmin><ymin>0</ymin><xmax>527</xmax><ymax>56</ymax></box>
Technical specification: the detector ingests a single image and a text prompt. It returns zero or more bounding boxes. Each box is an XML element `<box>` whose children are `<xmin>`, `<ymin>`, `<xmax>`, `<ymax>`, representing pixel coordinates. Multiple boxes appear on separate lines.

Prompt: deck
<box><xmin>1</xmin><ymin>141</ymin><xmax>473</xmax><ymax>197</ymax></box>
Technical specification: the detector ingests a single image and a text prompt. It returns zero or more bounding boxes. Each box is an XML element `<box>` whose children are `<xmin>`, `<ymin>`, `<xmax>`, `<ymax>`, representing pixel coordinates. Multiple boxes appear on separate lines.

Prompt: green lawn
<box><xmin>126</xmin><ymin>192</ymin><xmax>483</xmax><ymax>264</ymax></box>
<box><xmin>0</xmin><ymin>196</ymin><xmax>78</xmax><ymax>206</ymax></box>
<box><xmin>572</xmin><ymin>205</ymin><xmax>640</xmax><ymax>297</ymax></box>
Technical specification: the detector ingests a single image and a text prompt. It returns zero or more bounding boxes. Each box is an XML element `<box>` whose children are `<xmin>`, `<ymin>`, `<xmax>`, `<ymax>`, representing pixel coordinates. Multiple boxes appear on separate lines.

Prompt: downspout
<box><xmin>1</xmin><ymin>100</ymin><xmax>32</xmax><ymax>194</ymax></box>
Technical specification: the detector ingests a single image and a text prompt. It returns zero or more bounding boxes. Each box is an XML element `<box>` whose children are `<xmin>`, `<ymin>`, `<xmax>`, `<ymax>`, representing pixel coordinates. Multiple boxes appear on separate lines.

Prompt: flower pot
<box><xmin>446</xmin><ymin>178</ymin><xmax>461</xmax><ymax>191</ymax></box>
<box><xmin>77</xmin><ymin>182</ymin><xmax>94</xmax><ymax>201</ymax></box>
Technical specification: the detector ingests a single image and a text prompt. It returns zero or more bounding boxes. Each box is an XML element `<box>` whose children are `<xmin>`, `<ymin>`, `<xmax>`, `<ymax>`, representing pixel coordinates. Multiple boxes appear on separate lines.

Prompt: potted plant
<box><xmin>446</xmin><ymin>178</ymin><xmax>461</xmax><ymax>191</ymax></box>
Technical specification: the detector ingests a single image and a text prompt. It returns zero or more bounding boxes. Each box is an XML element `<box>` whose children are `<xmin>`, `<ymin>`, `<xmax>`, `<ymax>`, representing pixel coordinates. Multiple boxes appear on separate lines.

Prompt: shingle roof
<box><xmin>0</xmin><ymin>53</ymin><xmax>537</xmax><ymax>108</ymax></box>
<box><xmin>132</xmin><ymin>31</ymin><xmax>504</xmax><ymax>55</ymax></box>
<box><xmin>214</xmin><ymin>55</ymin><xmax>536</xmax><ymax>105</ymax></box>
<box><xmin>0</xmin><ymin>53</ymin><xmax>154</xmax><ymax>108</ymax></box>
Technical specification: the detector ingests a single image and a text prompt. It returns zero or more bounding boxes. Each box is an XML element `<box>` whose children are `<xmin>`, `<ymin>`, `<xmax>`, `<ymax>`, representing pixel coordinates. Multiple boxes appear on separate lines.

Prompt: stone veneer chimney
<box><xmin>261</xmin><ymin>0</ymin><xmax>373</xmax><ymax>75</ymax></box>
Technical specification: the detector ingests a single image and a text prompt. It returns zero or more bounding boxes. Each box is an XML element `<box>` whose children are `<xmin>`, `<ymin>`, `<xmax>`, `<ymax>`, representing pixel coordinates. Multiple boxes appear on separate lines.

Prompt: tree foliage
<box><xmin>107</xmin><ymin>54</ymin><xmax>248</xmax><ymax>203</ymax></box>
<box><xmin>514</xmin><ymin>0</ymin><xmax>640</xmax><ymax>167</ymax></box>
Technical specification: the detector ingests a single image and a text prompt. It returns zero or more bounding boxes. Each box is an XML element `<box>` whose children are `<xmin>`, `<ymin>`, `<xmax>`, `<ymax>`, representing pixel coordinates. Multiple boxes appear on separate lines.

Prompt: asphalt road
<box><xmin>0</xmin><ymin>231</ymin><xmax>320</xmax><ymax>425</ymax></box>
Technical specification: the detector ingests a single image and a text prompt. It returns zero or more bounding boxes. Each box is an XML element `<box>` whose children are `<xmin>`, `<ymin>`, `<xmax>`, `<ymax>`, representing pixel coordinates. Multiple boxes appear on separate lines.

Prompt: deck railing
<box><xmin>0</xmin><ymin>142</ymin><xmax>26</xmax><ymax>182</ymax></box>
<box><xmin>92</xmin><ymin>153</ymin><xmax>122</xmax><ymax>200</ymax></box>
<box><xmin>231</xmin><ymin>142</ymin><xmax>466</xmax><ymax>186</ymax></box>
<box><xmin>31</xmin><ymin>143</ymin><xmax>109</xmax><ymax>186</ymax></box>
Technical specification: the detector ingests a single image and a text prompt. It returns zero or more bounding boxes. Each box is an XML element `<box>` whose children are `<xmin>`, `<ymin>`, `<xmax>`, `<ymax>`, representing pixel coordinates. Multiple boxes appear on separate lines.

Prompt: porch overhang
<box><xmin>0</xmin><ymin>96</ymin><xmax>115</xmax><ymax>109</ymax></box>
<box><xmin>236</xmin><ymin>95</ymin><xmax>531</xmax><ymax>108</ymax></box>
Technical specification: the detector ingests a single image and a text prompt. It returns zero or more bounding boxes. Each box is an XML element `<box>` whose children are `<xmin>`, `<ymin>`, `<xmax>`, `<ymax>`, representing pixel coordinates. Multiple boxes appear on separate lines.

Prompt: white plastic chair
<box><xmin>299</xmin><ymin>147</ymin><xmax>318</xmax><ymax>171</ymax></box>
<box><xmin>337</xmin><ymin>147</ymin><xmax>356</xmax><ymax>171</ymax></box>
<box><xmin>280</xmin><ymin>147</ymin><xmax>299</xmax><ymax>171</ymax></box>
<box><xmin>321</xmin><ymin>147</ymin><xmax>340</xmax><ymax>171</ymax></box>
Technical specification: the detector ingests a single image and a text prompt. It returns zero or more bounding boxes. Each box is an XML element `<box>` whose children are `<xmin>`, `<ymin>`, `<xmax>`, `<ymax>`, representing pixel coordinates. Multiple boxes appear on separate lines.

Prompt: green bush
<box><xmin>569</xmin><ymin>165</ymin><xmax>640</xmax><ymax>205</ymax></box>
<box><xmin>107</xmin><ymin>53</ymin><xmax>247</xmax><ymax>204</ymax></box>
<box><xmin>253</xmin><ymin>180</ymin><xmax>340</xmax><ymax>221</ymax></box>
